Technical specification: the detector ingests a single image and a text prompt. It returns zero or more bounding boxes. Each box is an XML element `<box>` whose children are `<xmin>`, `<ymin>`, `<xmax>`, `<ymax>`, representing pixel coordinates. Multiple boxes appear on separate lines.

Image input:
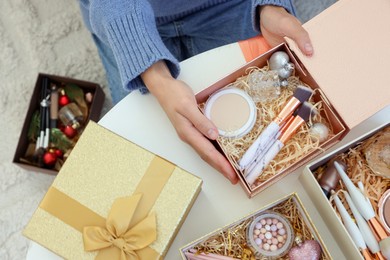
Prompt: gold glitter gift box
<box><xmin>23</xmin><ymin>121</ymin><xmax>202</xmax><ymax>259</ymax></box>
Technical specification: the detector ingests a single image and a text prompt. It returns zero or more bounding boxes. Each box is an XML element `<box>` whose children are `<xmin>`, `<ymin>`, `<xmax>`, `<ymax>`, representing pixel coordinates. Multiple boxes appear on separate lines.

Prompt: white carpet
<box><xmin>0</xmin><ymin>1</ymin><xmax>336</xmax><ymax>259</ymax></box>
<box><xmin>0</xmin><ymin>1</ymin><xmax>111</xmax><ymax>259</ymax></box>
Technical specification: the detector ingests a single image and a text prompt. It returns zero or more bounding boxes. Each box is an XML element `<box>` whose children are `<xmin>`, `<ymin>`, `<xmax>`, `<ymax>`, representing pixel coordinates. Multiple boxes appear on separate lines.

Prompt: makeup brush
<box><xmin>239</xmin><ymin>85</ymin><xmax>313</xmax><ymax>170</ymax></box>
<box><xmin>184</xmin><ymin>251</ymin><xmax>238</xmax><ymax>260</ymax></box>
<box><xmin>344</xmin><ymin>191</ymin><xmax>384</xmax><ymax>259</ymax></box>
<box><xmin>33</xmin><ymin>77</ymin><xmax>50</xmax><ymax>167</ymax></box>
<box><xmin>244</xmin><ymin>111</ymin><xmax>295</xmax><ymax>176</ymax></box>
<box><xmin>50</xmin><ymin>83</ymin><xmax>59</xmax><ymax>128</ymax></box>
<box><xmin>332</xmin><ymin>192</ymin><xmax>374</xmax><ymax>260</ymax></box>
<box><xmin>245</xmin><ymin>102</ymin><xmax>314</xmax><ymax>185</ymax></box>
<box><xmin>334</xmin><ymin>161</ymin><xmax>390</xmax><ymax>258</ymax></box>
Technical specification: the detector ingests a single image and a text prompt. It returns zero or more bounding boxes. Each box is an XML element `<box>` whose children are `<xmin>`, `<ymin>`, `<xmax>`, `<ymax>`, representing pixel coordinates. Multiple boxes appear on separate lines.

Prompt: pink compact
<box><xmin>379</xmin><ymin>189</ymin><xmax>390</xmax><ymax>233</ymax></box>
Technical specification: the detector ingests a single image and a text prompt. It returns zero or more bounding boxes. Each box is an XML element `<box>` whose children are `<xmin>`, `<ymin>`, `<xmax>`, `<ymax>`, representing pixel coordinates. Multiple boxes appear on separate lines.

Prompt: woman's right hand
<box><xmin>141</xmin><ymin>60</ymin><xmax>238</xmax><ymax>184</ymax></box>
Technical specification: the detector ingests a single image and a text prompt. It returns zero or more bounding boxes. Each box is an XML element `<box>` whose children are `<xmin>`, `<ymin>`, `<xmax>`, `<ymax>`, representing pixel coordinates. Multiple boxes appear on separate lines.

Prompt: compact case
<box><xmin>195</xmin><ymin>0</ymin><xmax>390</xmax><ymax>198</ymax></box>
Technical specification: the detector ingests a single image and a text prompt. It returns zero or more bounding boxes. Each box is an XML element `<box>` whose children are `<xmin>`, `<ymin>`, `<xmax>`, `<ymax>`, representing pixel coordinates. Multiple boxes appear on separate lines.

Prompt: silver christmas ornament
<box><xmin>269</xmin><ymin>51</ymin><xmax>295</xmax><ymax>79</ymax></box>
<box><xmin>309</xmin><ymin>122</ymin><xmax>329</xmax><ymax>143</ymax></box>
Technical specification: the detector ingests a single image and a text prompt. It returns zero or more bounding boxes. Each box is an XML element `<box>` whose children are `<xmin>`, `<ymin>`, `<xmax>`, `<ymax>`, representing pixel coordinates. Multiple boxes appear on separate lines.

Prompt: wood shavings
<box><xmin>317</xmin><ymin>126</ymin><xmax>390</xmax><ymax>221</ymax></box>
<box><xmin>187</xmin><ymin>198</ymin><xmax>329</xmax><ymax>259</ymax></box>
<box><xmin>200</xmin><ymin>65</ymin><xmax>333</xmax><ymax>187</ymax></box>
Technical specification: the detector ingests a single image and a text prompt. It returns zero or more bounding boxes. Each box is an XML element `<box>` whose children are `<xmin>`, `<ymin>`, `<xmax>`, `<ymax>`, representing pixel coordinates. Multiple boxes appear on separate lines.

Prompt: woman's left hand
<box><xmin>260</xmin><ymin>5</ymin><xmax>313</xmax><ymax>56</ymax></box>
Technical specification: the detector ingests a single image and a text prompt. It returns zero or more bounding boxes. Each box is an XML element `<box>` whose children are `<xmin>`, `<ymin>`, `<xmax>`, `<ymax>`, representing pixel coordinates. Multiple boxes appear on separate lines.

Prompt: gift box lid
<box><xmin>23</xmin><ymin>121</ymin><xmax>202</xmax><ymax>259</ymax></box>
<box><xmin>286</xmin><ymin>0</ymin><xmax>390</xmax><ymax>130</ymax></box>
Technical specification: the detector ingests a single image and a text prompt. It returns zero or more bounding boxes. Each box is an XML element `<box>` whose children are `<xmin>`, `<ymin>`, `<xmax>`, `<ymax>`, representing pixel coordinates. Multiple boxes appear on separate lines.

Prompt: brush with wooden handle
<box><xmin>245</xmin><ymin>102</ymin><xmax>314</xmax><ymax>185</ymax></box>
<box><xmin>239</xmin><ymin>85</ymin><xmax>313</xmax><ymax>170</ymax></box>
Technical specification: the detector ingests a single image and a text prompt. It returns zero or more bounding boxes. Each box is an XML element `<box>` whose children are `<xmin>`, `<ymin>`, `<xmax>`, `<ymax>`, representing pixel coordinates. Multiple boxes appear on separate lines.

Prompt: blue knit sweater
<box><xmin>79</xmin><ymin>0</ymin><xmax>295</xmax><ymax>92</ymax></box>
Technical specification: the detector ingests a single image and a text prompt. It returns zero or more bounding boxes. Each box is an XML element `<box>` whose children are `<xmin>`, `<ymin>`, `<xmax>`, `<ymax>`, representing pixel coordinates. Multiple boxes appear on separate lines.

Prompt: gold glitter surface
<box><xmin>150</xmin><ymin>167</ymin><xmax>202</xmax><ymax>255</ymax></box>
<box><xmin>23</xmin><ymin>122</ymin><xmax>202</xmax><ymax>259</ymax></box>
<box><xmin>24</xmin><ymin>208</ymin><xmax>97</xmax><ymax>259</ymax></box>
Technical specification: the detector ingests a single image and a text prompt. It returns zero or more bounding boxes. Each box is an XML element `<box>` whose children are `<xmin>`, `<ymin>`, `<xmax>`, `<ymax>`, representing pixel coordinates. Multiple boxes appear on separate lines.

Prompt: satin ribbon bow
<box><xmin>83</xmin><ymin>193</ymin><xmax>157</xmax><ymax>260</ymax></box>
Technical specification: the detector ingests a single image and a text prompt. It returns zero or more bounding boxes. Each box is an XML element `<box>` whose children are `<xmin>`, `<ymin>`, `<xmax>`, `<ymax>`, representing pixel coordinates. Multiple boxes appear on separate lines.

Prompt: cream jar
<box><xmin>204</xmin><ymin>87</ymin><xmax>257</xmax><ymax>138</ymax></box>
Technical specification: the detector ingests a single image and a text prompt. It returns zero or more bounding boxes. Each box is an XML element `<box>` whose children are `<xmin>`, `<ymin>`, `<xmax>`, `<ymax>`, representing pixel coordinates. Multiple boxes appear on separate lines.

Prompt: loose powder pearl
<box><xmin>278</xmin><ymin>228</ymin><xmax>286</xmax><ymax>235</ymax></box>
<box><xmin>255</xmin><ymin>238</ymin><xmax>262</xmax><ymax>245</ymax></box>
<box><xmin>270</xmin><ymin>225</ymin><xmax>277</xmax><ymax>232</ymax></box>
<box><xmin>265</xmin><ymin>232</ymin><xmax>272</xmax><ymax>239</ymax></box>
<box><xmin>255</xmin><ymin>222</ymin><xmax>262</xmax><ymax>229</ymax></box>
<box><xmin>254</xmin><ymin>229</ymin><xmax>261</xmax><ymax>235</ymax></box>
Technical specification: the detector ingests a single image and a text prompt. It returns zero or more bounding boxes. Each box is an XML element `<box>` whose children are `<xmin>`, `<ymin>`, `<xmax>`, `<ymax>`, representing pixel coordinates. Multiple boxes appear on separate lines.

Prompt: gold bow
<box><xmin>83</xmin><ymin>193</ymin><xmax>157</xmax><ymax>260</ymax></box>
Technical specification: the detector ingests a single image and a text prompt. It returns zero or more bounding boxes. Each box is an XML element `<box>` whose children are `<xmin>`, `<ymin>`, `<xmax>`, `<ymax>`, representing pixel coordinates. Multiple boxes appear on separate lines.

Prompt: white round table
<box><xmin>26</xmin><ymin>42</ymin><xmax>390</xmax><ymax>260</ymax></box>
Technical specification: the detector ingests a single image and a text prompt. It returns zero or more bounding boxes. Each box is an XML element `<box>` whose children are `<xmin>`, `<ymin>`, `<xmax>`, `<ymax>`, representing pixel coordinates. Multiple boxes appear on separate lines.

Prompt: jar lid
<box><xmin>204</xmin><ymin>87</ymin><xmax>257</xmax><ymax>138</ymax></box>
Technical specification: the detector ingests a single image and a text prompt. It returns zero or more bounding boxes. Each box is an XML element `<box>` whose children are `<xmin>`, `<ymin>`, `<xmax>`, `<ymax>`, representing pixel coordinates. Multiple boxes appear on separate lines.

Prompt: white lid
<box><xmin>204</xmin><ymin>87</ymin><xmax>257</xmax><ymax>138</ymax></box>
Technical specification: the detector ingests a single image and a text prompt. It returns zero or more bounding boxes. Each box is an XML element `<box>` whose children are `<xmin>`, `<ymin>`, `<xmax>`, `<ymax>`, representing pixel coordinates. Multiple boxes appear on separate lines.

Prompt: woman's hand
<box><xmin>260</xmin><ymin>5</ymin><xmax>313</xmax><ymax>56</ymax></box>
<box><xmin>141</xmin><ymin>61</ymin><xmax>238</xmax><ymax>184</ymax></box>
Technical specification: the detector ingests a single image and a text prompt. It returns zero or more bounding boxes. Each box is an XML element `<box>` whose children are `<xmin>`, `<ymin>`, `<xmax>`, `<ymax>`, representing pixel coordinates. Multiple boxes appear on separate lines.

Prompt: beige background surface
<box><xmin>0</xmin><ymin>0</ymin><xmax>336</xmax><ymax>259</ymax></box>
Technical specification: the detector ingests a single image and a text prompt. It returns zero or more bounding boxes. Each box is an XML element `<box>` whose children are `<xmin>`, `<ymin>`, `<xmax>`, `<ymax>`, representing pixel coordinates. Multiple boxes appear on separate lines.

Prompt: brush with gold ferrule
<box><xmin>239</xmin><ymin>85</ymin><xmax>313</xmax><ymax>171</ymax></box>
<box><xmin>334</xmin><ymin>162</ymin><xmax>390</xmax><ymax>259</ymax></box>
<box><xmin>245</xmin><ymin>101</ymin><xmax>314</xmax><ymax>185</ymax></box>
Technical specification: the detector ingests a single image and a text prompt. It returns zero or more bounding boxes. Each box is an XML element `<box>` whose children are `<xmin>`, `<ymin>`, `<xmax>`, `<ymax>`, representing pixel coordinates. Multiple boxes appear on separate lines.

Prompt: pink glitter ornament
<box><xmin>288</xmin><ymin>235</ymin><xmax>322</xmax><ymax>260</ymax></box>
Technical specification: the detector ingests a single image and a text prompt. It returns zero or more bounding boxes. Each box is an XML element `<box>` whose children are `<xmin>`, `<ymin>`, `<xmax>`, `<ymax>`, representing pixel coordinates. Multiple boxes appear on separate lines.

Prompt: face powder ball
<box><xmin>204</xmin><ymin>88</ymin><xmax>257</xmax><ymax>138</ymax></box>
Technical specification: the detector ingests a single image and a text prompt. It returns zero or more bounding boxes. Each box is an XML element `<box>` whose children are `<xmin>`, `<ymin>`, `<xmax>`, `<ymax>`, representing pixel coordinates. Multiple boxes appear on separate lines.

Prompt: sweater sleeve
<box><xmin>251</xmin><ymin>0</ymin><xmax>296</xmax><ymax>33</ymax></box>
<box><xmin>87</xmin><ymin>0</ymin><xmax>180</xmax><ymax>93</ymax></box>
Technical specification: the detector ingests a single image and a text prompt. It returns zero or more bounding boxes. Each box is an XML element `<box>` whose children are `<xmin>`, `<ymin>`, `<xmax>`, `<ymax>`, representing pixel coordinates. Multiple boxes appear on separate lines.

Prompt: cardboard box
<box><xmin>195</xmin><ymin>0</ymin><xmax>390</xmax><ymax>197</ymax></box>
<box><xmin>180</xmin><ymin>193</ymin><xmax>332</xmax><ymax>259</ymax></box>
<box><xmin>13</xmin><ymin>73</ymin><xmax>105</xmax><ymax>175</ymax></box>
<box><xmin>299</xmin><ymin>122</ymin><xmax>390</xmax><ymax>259</ymax></box>
<box><xmin>23</xmin><ymin>122</ymin><xmax>202</xmax><ymax>259</ymax></box>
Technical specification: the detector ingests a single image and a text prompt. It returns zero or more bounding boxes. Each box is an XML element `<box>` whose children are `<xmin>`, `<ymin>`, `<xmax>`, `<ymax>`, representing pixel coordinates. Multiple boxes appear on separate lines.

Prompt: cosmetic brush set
<box><xmin>312</xmin><ymin>126</ymin><xmax>390</xmax><ymax>259</ymax></box>
<box><xmin>20</xmin><ymin>76</ymin><xmax>93</xmax><ymax>171</ymax></box>
<box><xmin>240</xmin><ymin>85</ymin><xmax>314</xmax><ymax>185</ymax></box>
